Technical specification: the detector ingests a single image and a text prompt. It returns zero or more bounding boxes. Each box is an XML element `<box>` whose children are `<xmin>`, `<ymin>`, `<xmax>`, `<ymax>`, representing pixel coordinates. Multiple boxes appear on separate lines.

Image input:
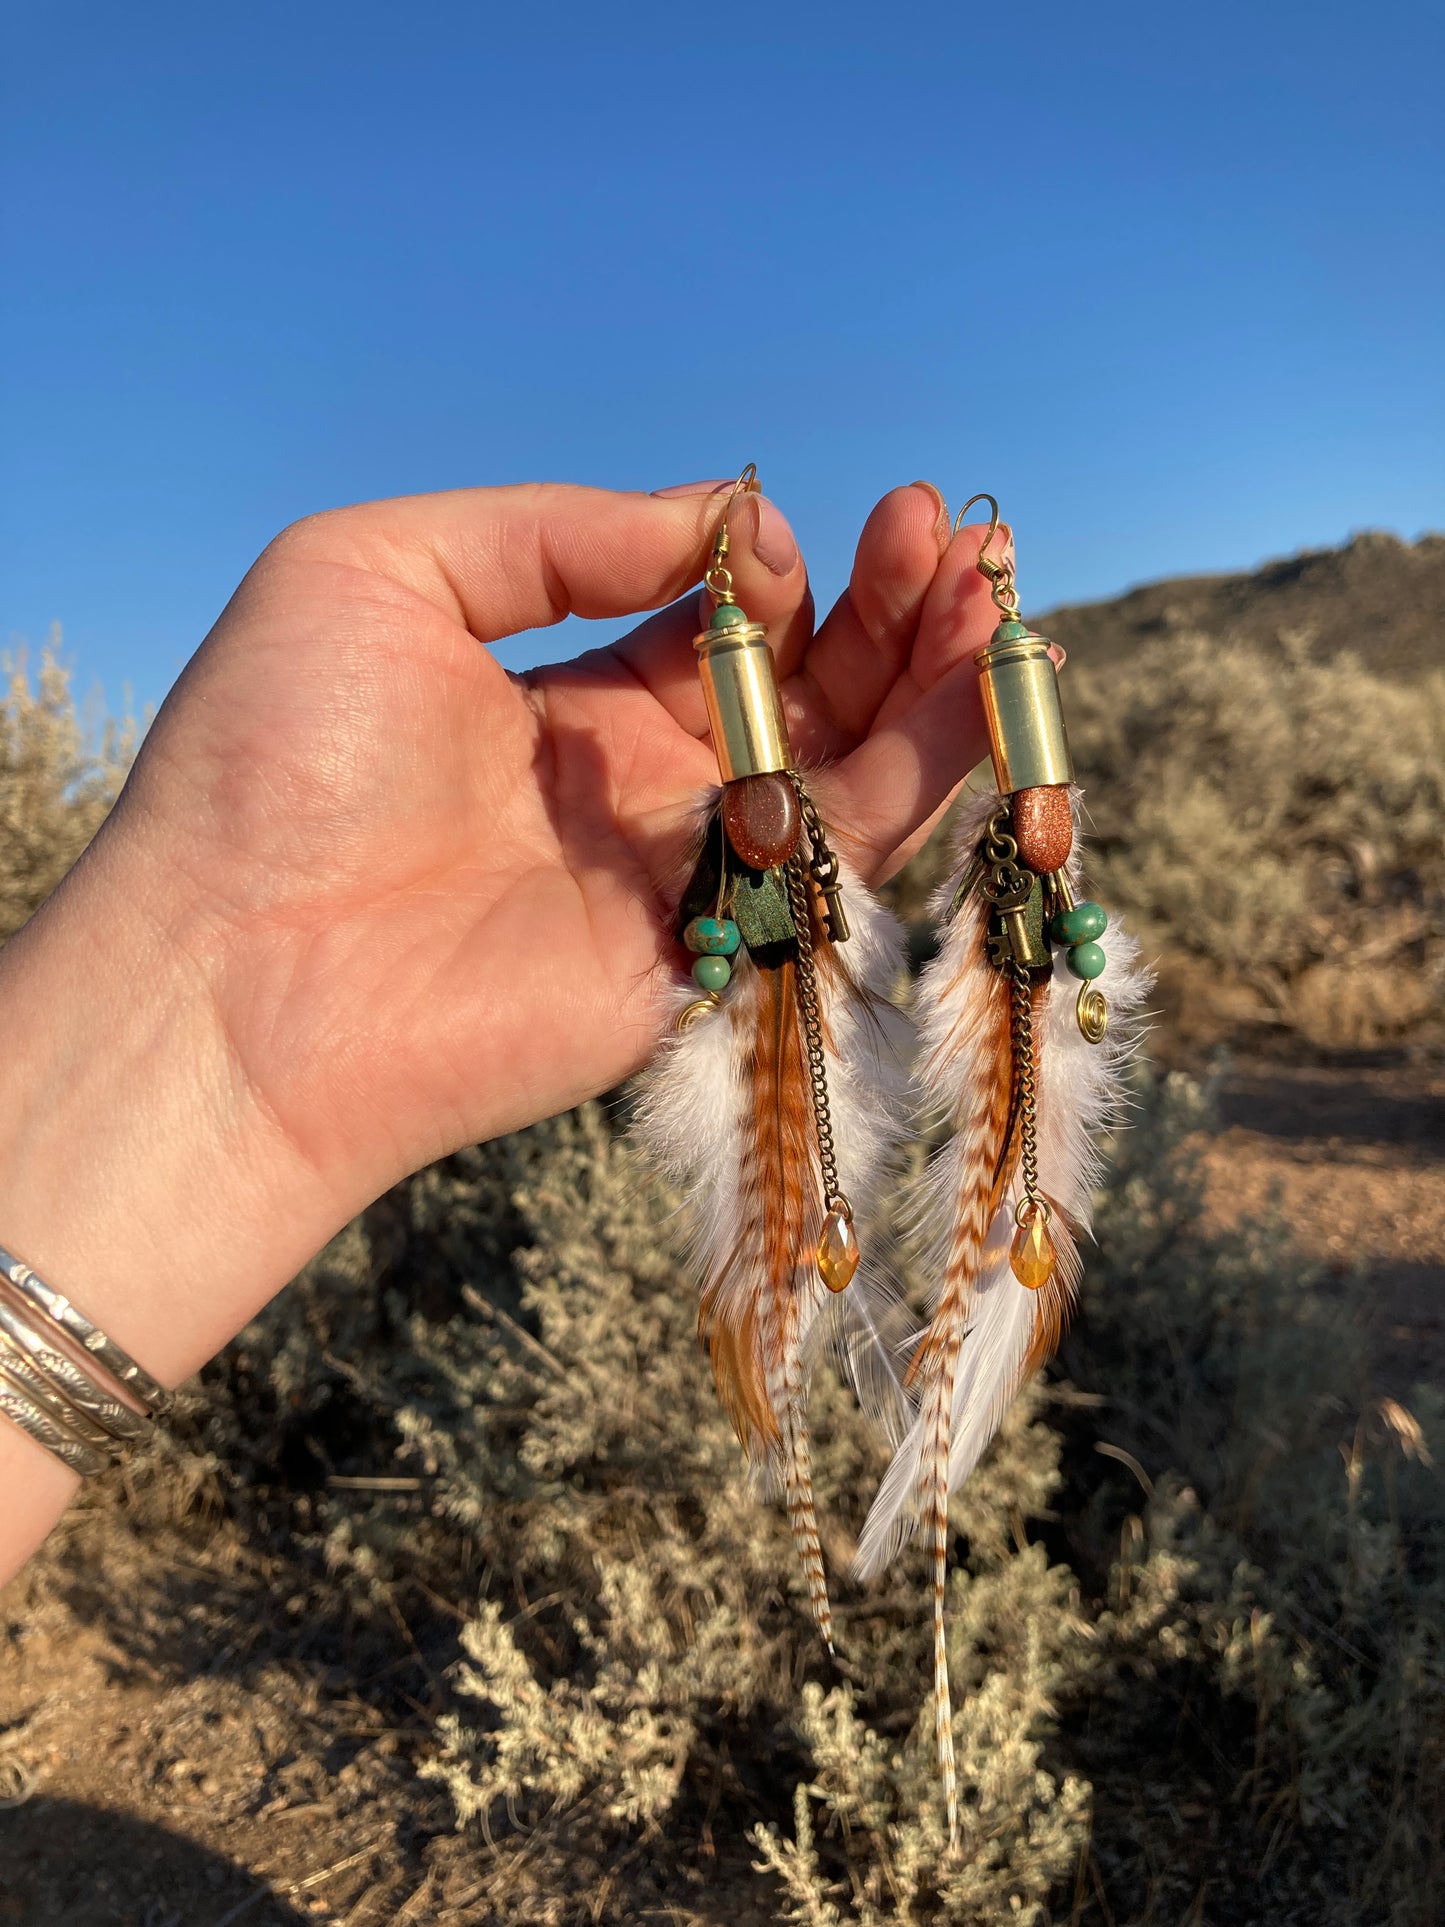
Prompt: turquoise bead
<box><xmin>692</xmin><ymin>955</ymin><xmax>732</xmax><ymax>992</ymax></box>
<box><xmin>1051</xmin><ymin>901</ymin><xmax>1107</xmax><ymax>945</ymax></box>
<box><xmin>683</xmin><ymin>916</ymin><xmax>740</xmax><ymax>956</ymax></box>
<box><xmin>1065</xmin><ymin>941</ymin><xmax>1107</xmax><ymax>981</ymax></box>
<box><xmin>709</xmin><ymin>601</ymin><xmax>749</xmax><ymax>630</ymax></box>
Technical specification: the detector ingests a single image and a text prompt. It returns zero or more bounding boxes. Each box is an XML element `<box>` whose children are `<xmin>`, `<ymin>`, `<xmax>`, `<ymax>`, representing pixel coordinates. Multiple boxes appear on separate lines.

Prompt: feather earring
<box><xmin>856</xmin><ymin>496</ymin><xmax>1149</xmax><ymax>1848</ymax></box>
<box><xmin>634</xmin><ymin>468</ymin><xmax>914</xmax><ymax>1651</ymax></box>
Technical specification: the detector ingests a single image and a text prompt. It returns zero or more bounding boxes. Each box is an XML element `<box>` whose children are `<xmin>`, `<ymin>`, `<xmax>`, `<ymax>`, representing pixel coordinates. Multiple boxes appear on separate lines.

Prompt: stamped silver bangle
<box><xmin>0</xmin><ymin>1368</ymin><xmax>110</xmax><ymax>1479</ymax></box>
<box><xmin>0</xmin><ymin>1329</ymin><xmax>124</xmax><ymax>1453</ymax></box>
<box><xmin>0</xmin><ymin>1298</ymin><xmax>152</xmax><ymax>1445</ymax></box>
<box><xmin>0</xmin><ymin>1244</ymin><xmax>170</xmax><ymax>1417</ymax></box>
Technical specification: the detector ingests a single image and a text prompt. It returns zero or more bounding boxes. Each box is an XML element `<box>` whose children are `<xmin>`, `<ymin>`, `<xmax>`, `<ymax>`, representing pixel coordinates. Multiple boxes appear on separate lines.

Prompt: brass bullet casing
<box><xmin>693</xmin><ymin>621</ymin><xmax>792</xmax><ymax>781</ymax></box>
<box><xmin>974</xmin><ymin>622</ymin><xmax>1075</xmax><ymax>795</ymax></box>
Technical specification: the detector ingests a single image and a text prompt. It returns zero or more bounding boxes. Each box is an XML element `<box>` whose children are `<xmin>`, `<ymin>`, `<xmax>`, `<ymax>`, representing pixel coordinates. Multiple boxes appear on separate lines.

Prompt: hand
<box><xmin>101</xmin><ymin>479</ymin><xmax>1003</xmax><ymax>1193</ymax></box>
<box><xmin>0</xmin><ymin>478</ymin><xmax>1003</xmax><ymax>1574</ymax></box>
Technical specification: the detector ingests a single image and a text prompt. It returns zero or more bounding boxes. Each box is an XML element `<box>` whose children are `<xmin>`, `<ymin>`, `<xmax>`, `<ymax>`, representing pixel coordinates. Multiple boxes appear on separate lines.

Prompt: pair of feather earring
<box><xmin>633</xmin><ymin>474</ymin><xmax>1147</xmax><ymax>1849</ymax></box>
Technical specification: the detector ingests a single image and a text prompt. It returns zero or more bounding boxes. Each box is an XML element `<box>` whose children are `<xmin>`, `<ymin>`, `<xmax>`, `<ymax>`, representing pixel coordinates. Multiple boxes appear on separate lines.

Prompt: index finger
<box><xmin>270</xmin><ymin>482</ymin><xmax>763</xmax><ymax>644</ymax></box>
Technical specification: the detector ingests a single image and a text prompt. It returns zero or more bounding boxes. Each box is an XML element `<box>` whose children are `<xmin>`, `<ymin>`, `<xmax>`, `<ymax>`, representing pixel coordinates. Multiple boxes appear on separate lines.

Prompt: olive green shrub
<box><xmin>1067</xmin><ymin>634</ymin><xmax>1445</xmax><ymax>1047</ymax></box>
<box><xmin>896</xmin><ymin>634</ymin><xmax>1445</xmax><ymax>1049</ymax></box>
<box><xmin>0</xmin><ymin>640</ymin><xmax>133</xmax><ymax>940</ymax></box>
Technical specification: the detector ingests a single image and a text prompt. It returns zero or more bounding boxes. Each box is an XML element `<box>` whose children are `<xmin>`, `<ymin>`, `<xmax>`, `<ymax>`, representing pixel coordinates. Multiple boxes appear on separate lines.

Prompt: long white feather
<box><xmin>854</xmin><ymin>783</ymin><xmax>1148</xmax><ymax>1847</ymax></box>
<box><xmin>858</xmin><ymin>786</ymin><xmax>1147</xmax><ymax>1572</ymax></box>
<box><xmin>633</xmin><ymin>811</ymin><xmax>916</xmax><ymax>1642</ymax></box>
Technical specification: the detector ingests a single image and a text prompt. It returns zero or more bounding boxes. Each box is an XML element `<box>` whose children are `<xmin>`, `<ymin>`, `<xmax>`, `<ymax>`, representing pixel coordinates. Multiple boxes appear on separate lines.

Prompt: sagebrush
<box><xmin>895</xmin><ymin>632</ymin><xmax>1445</xmax><ymax>1052</ymax></box>
<box><xmin>6</xmin><ymin>611</ymin><xmax>1442</xmax><ymax>1923</ymax></box>
<box><xmin>0</xmin><ymin>641</ymin><xmax>133</xmax><ymax>942</ymax></box>
<box><xmin>140</xmin><ymin>1074</ymin><xmax>1438</xmax><ymax>1925</ymax></box>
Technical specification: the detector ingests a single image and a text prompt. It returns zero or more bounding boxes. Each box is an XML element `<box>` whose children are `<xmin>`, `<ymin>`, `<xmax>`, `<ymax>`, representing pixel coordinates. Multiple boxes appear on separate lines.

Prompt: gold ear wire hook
<box><xmin>955</xmin><ymin>492</ymin><xmax>1005</xmax><ymax>579</ymax></box>
<box><xmin>706</xmin><ymin>462</ymin><xmax>760</xmax><ymax>602</ymax></box>
<box><xmin>956</xmin><ymin>490</ymin><xmax>1021</xmax><ymax>616</ymax></box>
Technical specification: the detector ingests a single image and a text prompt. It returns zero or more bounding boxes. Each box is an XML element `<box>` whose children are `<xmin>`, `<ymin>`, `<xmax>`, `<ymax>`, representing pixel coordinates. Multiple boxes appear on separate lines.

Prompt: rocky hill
<box><xmin>1037</xmin><ymin>528</ymin><xmax>1444</xmax><ymax>680</ymax></box>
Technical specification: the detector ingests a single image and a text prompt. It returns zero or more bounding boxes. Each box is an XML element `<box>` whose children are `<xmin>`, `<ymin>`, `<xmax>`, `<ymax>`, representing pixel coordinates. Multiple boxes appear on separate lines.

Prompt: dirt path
<box><xmin>0</xmin><ymin>1532</ymin><xmax>438</xmax><ymax>1925</ymax></box>
<box><xmin>1200</xmin><ymin>1057</ymin><xmax>1445</xmax><ymax>1394</ymax></box>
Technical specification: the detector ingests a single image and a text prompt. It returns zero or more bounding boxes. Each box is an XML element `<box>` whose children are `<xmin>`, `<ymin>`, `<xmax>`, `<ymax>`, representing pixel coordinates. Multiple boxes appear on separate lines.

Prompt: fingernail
<box><xmin>650</xmin><ymin>478</ymin><xmax>734</xmax><ymax>498</ymax></box>
<box><xmin>749</xmin><ymin>494</ymin><xmax>800</xmax><ymax>576</ymax></box>
<box><xmin>910</xmin><ymin>480</ymin><xmax>951</xmax><ymax>548</ymax></box>
<box><xmin>1048</xmin><ymin>641</ymin><xmax>1067</xmax><ymax>670</ymax></box>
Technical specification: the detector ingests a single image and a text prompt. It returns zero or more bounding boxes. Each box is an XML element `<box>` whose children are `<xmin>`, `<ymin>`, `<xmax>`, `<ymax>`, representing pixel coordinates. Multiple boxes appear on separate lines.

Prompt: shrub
<box><xmin>155</xmin><ymin>1076</ymin><xmax>1438</xmax><ymax>1924</ymax></box>
<box><xmin>896</xmin><ymin>634</ymin><xmax>1445</xmax><ymax>1051</ymax></box>
<box><xmin>0</xmin><ymin>639</ymin><xmax>133</xmax><ymax>941</ymax></box>
<box><xmin>10</xmin><ymin>600</ymin><xmax>1442</xmax><ymax>1922</ymax></box>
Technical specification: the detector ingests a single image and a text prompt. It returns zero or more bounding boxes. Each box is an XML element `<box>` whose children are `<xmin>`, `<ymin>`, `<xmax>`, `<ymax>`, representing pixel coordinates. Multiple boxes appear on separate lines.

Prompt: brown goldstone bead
<box><xmin>1011</xmin><ymin>784</ymin><xmax>1073</xmax><ymax>874</ymax></box>
<box><xmin>722</xmin><ymin>773</ymin><xmax>802</xmax><ymax>870</ymax></box>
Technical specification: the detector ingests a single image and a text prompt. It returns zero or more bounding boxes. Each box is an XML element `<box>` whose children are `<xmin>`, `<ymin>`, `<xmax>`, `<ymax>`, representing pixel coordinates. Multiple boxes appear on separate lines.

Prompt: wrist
<box><xmin>0</xmin><ymin>820</ymin><xmax>336</xmax><ymax>1393</ymax></box>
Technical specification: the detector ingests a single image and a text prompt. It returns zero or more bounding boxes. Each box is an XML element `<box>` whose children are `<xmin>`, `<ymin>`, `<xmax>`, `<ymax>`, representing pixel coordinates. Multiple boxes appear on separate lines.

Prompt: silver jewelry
<box><xmin>0</xmin><ymin>1328</ymin><xmax>123</xmax><ymax>1453</ymax></box>
<box><xmin>0</xmin><ymin>1297</ymin><xmax>151</xmax><ymax>1445</ymax></box>
<box><xmin>0</xmin><ymin>1244</ymin><xmax>170</xmax><ymax>1416</ymax></box>
<box><xmin>0</xmin><ymin>1369</ymin><xmax>109</xmax><ymax>1478</ymax></box>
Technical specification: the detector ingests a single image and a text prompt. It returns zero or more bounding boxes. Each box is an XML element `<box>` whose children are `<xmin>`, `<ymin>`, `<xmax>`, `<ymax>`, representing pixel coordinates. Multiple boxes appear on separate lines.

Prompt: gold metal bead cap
<box><xmin>974</xmin><ymin>627</ymin><xmax>1075</xmax><ymax>795</ymax></box>
<box><xmin>693</xmin><ymin>622</ymin><xmax>793</xmax><ymax>782</ymax></box>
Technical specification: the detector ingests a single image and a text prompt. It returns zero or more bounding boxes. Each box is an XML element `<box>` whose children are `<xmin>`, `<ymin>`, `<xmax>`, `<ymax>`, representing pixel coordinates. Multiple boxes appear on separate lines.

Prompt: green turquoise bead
<box><xmin>683</xmin><ymin>915</ymin><xmax>741</xmax><ymax>956</ymax></box>
<box><xmin>1065</xmin><ymin>940</ymin><xmax>1107</xmax><ymax>981</ymax></box>
<box><xmin>1051</xmin><ymin>901</ymin><xmax>1108</xmax><ymax>945</ymax></box>
<box><xmin>709</xmin><ymin>601</ymin><xmax>749</xmax><ymax>630</ymax></box>
<box><xmin>692</xmin><ymin>955</ymin><xmax>732</xmax><ymax>992</ymax></box>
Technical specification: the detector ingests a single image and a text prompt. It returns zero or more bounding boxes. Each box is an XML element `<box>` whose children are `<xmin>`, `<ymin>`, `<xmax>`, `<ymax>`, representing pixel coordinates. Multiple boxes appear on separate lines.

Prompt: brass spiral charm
<box><xmin>676</xmin><ymin>992</ymin><xmax>722</xmax><ymax>1031</ymax></box>
<box><xmin>1076</xmin><ymin>983</ymin><xmax>1109</xmax><ymax>1044</ymax></box>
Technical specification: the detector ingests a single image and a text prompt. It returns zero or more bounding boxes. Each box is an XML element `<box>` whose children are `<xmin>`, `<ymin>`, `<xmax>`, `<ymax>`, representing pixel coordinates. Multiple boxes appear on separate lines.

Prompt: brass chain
<box><xmin>983</xmin><ymin>803</ymin><xmax>1020</xmax><ymax>872</ymax></box>
<box><xmin>787</xmin><ymin>772</ymin><xmax>850</xmax><ymax>940</ymax></box>
<box><xmin>1009</xmin><ymin>960</ymin><xmax>1044</xmax><ymax>1212</ymax></box>
<box><xmin>789</xmin><ymin>777</ymin><xmax>831</xmax><ymax>872</ymax></box>
<box><xmin>980</xmin><ymin>800</ymin><xmax>1044</xmax><ymax>1213</ymax></box>
<box><xmin>784</xmin><ymin>852</ymin><xmax>847</xmax><ymax>1216</ymax></box>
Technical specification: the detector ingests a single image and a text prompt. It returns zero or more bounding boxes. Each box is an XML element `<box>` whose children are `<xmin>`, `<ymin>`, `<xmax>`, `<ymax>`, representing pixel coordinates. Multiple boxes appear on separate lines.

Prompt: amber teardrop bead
<box><xmin>816</xmin><ymin>1208</ymin><xmax>860</xmax><ymax>1293</ymax></box>
<box><xmin>722</xmin><ymin>772</ymin><xmax>802</xmax><ymax>871</ymax></box>
<box><xmin>1009</xmin><ymin>1210</ymin><xmax>1056</xmax><ymax>1291</ymax></box>
<box><xmin>1011</xmin><ymin>784</ymin><xmax>1073</xmax><ymax>876</ymax></box>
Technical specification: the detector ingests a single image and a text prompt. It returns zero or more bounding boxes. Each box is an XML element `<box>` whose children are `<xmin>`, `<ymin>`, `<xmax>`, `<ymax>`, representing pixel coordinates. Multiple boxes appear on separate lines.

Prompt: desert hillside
<box><xmin>1</xmin><ymin>538</ymin><xmax>1441</xmax><ymax>1927</ymax></box>
<box><xmin>1039</xmin><ymin>528</ymin><xmax>1445</xmax><ymax>681</ymax></box>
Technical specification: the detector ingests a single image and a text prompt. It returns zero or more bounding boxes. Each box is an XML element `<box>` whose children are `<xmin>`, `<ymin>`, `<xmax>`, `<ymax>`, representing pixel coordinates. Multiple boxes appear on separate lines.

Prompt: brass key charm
<box><xmin>985</xmin><ymin>871</ymin><xmax>1051</xmax><ymax>971</ymax></box>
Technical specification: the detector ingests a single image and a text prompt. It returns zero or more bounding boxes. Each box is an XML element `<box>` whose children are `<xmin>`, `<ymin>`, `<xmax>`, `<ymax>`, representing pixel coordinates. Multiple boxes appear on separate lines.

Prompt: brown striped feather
<box><xmin>698</xmin><ymin>949</ymin><xmax>835</xmax><ymax>1644</ymax></box>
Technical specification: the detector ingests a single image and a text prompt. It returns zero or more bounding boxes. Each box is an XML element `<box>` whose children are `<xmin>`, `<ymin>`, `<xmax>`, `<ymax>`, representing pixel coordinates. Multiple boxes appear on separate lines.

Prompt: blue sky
<box><xmin>3</xmin><ymin>1</ymin><xmax>1441</xmax><ymax>715</ymax></box>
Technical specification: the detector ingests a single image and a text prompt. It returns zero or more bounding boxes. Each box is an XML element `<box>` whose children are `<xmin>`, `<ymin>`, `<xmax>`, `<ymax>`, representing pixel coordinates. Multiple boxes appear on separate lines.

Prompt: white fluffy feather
<box><xmin>633</xmin><ymin>848</ymin><xmax>915</xmax><ymax>1434</ymax></box>
<box><xmin>631</xmin><ymin>804</ymin><xmax>917</xmax><ymax>1638</ymax></box>
<box><xmin>857</xmin><ymin>786</ymin><xmax>1149</xmax><ymax>1577</ymax></box>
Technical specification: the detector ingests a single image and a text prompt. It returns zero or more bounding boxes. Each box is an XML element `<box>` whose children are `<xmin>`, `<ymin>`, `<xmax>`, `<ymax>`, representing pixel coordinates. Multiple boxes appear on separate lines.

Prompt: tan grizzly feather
<box><xmin>633</xmin><ymin>802</ymin><xmax>918</xmax><ymax>1656</ymax></box>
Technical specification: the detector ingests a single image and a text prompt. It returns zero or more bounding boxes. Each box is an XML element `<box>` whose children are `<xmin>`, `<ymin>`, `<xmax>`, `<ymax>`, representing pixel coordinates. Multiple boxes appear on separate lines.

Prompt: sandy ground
<box><xmin>1200</xmin><ymin>1058</ymin><xmax>1445</xmax><ymax>1396</ymax></box>
<box><xmin>2</xmin><ymin>1056</ymin><xmax>1441</xmax><ymax>1925</ymax></box>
